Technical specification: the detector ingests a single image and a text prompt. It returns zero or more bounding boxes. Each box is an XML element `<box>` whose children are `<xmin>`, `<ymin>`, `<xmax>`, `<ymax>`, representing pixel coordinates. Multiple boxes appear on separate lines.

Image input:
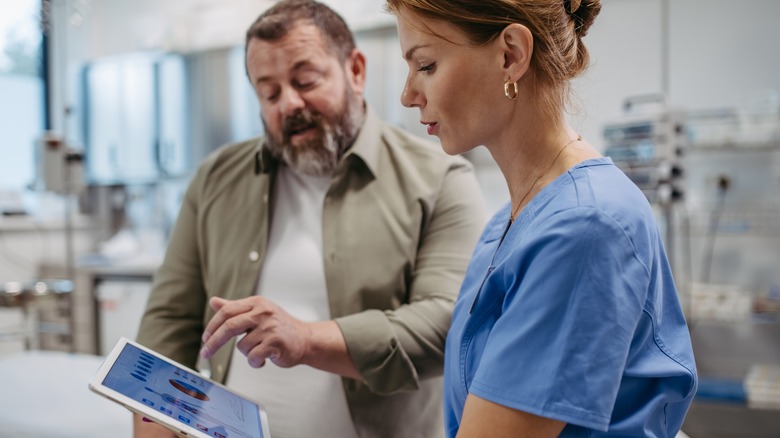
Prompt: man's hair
<box><xmin>245</xmin><ymin>0</ymin><xmax>356</xmax><ymax>62</ymax></box>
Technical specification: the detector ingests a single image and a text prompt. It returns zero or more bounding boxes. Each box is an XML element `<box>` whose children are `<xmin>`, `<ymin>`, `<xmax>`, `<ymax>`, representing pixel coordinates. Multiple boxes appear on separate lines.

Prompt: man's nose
<box><xmin>279</xmin><ymin>87</ymin><xmax>306</xmax><ymax>116</ymax></box>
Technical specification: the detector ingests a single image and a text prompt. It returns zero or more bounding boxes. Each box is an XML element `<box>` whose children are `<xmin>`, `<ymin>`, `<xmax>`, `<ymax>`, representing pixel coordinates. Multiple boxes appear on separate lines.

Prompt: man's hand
<box><xmin>199</xmin><ymin>296</ymin><xmax>362</xmax><ymax>379</ymax></box>
<box><xmin>200</xmin><ymin>296</ymin><xmax>313</xmax><ymax>368</ymax></box>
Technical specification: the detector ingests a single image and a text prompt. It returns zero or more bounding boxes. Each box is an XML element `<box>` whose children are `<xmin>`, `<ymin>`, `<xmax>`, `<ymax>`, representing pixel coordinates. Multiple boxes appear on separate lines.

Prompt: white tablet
<box><xmin>89</xmin><ymin>337</ymin><xmax>271</xmax><ymax>438</ymax></box>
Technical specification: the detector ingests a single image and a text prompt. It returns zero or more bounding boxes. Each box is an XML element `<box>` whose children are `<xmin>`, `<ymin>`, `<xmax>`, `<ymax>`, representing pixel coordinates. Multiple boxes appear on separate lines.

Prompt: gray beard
<box><xmin>262</xmin><ymin>87</ymin><xmax>365</xmax><ymax>177</ymax></box>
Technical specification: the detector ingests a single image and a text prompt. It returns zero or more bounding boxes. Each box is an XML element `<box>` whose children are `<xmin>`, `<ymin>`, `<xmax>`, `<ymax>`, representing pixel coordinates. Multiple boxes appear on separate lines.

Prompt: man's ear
<box><xmin>500</xmin><ymin>23</ymin><xmax>533</xmax><ymax>82</ymax></box>
<box><xmin>345</xmin><ymin>49</ymin><xmax>367</xmax><ymax>96</ymax></box>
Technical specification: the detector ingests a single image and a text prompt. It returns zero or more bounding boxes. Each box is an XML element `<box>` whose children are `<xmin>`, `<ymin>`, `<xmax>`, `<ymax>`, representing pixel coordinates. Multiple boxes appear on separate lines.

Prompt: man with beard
<box><xmin>133</xmin><ymin>1</ymin><xmax>485</xmax><ymax>437</ymax></box>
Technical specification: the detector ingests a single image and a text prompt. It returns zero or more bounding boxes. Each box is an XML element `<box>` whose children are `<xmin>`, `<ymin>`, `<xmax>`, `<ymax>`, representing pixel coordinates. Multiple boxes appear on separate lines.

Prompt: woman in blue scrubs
<box><xmin>387</xmin><ymin>0</ymin><xmax>697</xmax><ymax>436</ymax></box>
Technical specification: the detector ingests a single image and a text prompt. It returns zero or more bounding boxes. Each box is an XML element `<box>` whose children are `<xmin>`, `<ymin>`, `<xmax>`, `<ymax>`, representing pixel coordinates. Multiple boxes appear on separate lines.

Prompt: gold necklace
<box><xmin>511</xmin><ymin>134</ymin><xmax>582</xmax><ymax>221</ymax></box>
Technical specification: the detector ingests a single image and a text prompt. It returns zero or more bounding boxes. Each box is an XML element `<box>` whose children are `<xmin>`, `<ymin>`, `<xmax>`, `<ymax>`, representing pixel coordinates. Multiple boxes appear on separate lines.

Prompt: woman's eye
<box><xmin>417</xmin><ymin>62</ymin><xmax>436</xmax><ymax>73</ymax></box>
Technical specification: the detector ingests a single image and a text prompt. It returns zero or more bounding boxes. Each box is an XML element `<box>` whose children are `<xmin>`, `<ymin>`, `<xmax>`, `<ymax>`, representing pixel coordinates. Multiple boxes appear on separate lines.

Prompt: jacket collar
<box><xmin>343</xmin><ymin>104</ymin><xmax>381</xmax><ymax>179</ymax></box>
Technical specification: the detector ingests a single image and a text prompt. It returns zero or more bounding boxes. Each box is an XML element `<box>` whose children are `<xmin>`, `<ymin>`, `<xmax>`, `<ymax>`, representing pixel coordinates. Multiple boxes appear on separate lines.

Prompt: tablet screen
<box><xmin>101</xmin><ymin>342</ymin><xmax>264</xmax><ymax>438</ymax></box>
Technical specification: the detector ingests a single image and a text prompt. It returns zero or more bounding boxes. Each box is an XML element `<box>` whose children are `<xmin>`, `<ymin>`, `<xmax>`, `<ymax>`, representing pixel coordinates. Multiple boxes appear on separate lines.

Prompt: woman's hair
<box><xmin>386</xmin><ymin>0</ymin><xmax>601</xmax><ymax>122</ymax></box>
<box><xmin>246</xmin><ymin>0</ymin><xmax>356</xmax><ymax>63</ymax></box>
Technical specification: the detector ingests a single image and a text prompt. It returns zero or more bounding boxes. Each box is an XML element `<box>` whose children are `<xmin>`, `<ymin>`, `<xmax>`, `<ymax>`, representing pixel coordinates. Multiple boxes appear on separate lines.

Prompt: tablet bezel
<box><xmin>88</xmin><ymin>337</ymin><xmax>271</xmax><ymax>438</ymax></box>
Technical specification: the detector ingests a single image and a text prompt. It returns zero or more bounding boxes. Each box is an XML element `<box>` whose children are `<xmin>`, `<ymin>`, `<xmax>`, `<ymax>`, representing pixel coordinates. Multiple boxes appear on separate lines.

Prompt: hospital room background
<box><xmin>0</xmin><ymin>0</ymin><xmax>779</xmax><ymax>436</ymax></box>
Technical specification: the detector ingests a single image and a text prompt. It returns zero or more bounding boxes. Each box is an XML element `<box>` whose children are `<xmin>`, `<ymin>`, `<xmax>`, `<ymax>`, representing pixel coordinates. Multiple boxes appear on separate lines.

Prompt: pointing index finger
<box><xmin>200</xmin><ymin>298</ymin><xmax>250</xmax><ymax>358</ymax></box>
<box><xmin>202</xmin><ymin>297</ymin><xmax>230</xmax><ymax>343</ymax></box>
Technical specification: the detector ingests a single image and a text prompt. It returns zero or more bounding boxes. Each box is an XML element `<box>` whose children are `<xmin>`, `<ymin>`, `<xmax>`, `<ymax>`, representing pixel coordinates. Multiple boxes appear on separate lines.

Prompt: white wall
<box><xmin>572</xmin><ymin>0</ymin><xmax>665</xmax><ymax>148</ymax></box>
<box><xmin>572</xmin><ymin>0</ymin><xmax>780</xmax><ymax>149</ymax></box>
<box><xmin>46</xmin><ymin>0</ymin><xmax>780</xmax><ymax>216</ymax></box>
<box><xmin>49</xmin><ymin>0</ymin><xmax>780</xmax><ymax>147</ymax></box>
<box><xmin>669</xmin><ymin>0</ymin><xmax>780</xmax><ymax>111</ymax></box>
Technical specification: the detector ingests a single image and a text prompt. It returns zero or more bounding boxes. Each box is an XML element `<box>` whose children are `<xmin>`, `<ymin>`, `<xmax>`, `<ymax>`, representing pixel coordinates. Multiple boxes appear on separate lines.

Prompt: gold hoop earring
<box><xmin>504</xmin><ymin>80</ymin><xmax>518</xmax><ymax>100</ymax></box>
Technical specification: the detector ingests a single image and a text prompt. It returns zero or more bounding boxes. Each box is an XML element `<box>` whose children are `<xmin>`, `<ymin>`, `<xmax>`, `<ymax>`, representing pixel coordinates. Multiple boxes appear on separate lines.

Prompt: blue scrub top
<box><xmin>444</xmin><ymin>158</ymin><xmax>696</xmax><ymax>437</ymax></box>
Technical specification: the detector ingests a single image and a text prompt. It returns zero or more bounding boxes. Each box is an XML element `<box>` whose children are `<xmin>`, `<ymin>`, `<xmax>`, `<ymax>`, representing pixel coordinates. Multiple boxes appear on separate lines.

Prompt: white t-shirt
<box><xmin>225</xmin><ymin>165</ymin><xmax>359</xmax><ymax>438</ymax></box>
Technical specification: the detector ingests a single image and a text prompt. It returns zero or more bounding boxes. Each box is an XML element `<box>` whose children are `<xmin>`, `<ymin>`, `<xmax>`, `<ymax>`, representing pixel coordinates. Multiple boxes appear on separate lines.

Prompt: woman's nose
<box><xmin>400</xmin><ymin>77</ymin><xmax>422</xmax><ymax>109</ymax></box>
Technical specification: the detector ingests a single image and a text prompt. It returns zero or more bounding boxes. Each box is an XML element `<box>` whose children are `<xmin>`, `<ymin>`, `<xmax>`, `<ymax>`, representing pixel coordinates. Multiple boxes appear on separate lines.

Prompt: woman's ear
<box><xmin>500</xmin><ymin>23</ymin><xmax>533</xmax><ymax>82</ymax></box>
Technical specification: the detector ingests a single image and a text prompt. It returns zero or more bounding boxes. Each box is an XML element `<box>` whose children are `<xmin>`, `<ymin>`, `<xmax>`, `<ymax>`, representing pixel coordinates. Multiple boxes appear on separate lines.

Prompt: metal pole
<box><xmin>661</xmin><ymin>0</ymin><xmax>670</xmax><ymax>101</ymax></box>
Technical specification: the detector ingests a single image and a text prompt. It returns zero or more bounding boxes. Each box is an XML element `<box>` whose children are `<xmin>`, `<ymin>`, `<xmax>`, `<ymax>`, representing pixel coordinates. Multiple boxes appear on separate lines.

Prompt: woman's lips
<box><xmin>424</xmin><ymin>122</ymin><xmax>438</xmax><ymax>135</ymax></box>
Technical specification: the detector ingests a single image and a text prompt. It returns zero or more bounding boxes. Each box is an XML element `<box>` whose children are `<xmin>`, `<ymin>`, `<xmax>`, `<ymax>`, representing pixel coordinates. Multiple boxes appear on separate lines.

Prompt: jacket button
<box><xmin>249</xmin><ymin>251</ymin><xmax>260</xmax><ymax>262</ymax></box>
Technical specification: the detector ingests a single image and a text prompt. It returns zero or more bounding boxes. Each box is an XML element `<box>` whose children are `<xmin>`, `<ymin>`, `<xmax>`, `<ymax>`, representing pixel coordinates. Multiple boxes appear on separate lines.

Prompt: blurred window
<box><xmin>0</xmin><ymin>0</ymin><xmax>44</xmax><ymax>191</ymax></box>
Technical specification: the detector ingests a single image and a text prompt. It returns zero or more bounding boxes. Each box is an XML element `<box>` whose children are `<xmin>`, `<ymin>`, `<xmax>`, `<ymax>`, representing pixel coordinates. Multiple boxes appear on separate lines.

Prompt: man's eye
<box><xmin>295</xmin><ymin>76</ymin><xmax>321</xmax><ymax>90</ymax></box>
<box><xmin>259</xmin><ymin>87</ymin><xmax>279</xmax><ymax>102</ymax></box>
<box><xmin>294</xmin><ymin>71</ymin><xmax>322</xmax><ymax>90</ymax></box>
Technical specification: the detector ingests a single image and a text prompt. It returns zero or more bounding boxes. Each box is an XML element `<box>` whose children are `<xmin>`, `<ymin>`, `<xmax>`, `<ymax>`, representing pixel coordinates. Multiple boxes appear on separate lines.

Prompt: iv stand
<box><xmin>41</xmin><ymin>0</ymin><xmax>89</xmax><ymax>353</ymax></box>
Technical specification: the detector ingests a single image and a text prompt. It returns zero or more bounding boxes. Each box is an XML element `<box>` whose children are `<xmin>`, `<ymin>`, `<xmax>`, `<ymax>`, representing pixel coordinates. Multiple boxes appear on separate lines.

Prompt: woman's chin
<box><xmin>441</xmin><ymin>141</ymin><xmax>475</xmax><ymax>157</ymax></box>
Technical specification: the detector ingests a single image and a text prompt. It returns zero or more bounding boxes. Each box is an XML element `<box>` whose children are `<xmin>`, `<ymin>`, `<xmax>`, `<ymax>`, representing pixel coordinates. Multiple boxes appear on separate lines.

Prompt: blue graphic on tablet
<box><xmin>102</xmin><ymin>343</ymin><xmax>264</xmax><ymax>438</ymax></box>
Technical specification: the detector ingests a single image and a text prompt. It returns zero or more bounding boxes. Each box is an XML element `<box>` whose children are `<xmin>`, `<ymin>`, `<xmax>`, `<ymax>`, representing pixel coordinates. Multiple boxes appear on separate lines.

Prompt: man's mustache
<box><xmin>282</xmin><ymin>111</ymin><xmax>323</xmax><ymax>141</ymax></box>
